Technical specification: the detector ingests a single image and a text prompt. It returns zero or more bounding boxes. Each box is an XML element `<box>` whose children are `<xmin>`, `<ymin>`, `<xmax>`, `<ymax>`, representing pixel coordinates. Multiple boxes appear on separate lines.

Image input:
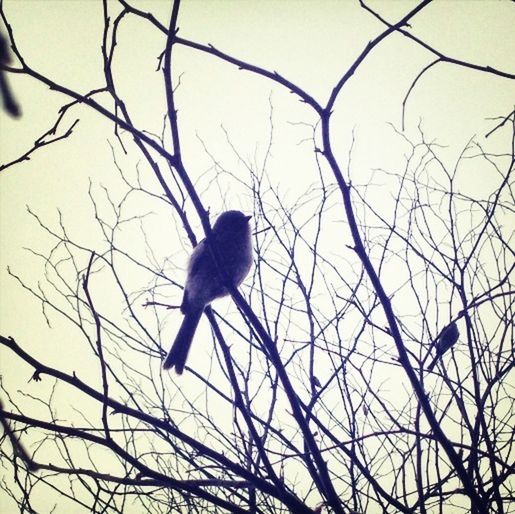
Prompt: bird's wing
<box><xmin>187</xmin><ymin>238</ymin><xmax>207</xmax><ymax>278</ymax></box>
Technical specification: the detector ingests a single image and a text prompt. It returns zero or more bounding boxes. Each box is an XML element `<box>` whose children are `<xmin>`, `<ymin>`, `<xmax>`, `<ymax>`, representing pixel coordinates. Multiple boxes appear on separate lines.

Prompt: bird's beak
<box><xmin>244</xmin><ymin>215</ymin><xmax>252</xmax><ymax>222</ymax></box>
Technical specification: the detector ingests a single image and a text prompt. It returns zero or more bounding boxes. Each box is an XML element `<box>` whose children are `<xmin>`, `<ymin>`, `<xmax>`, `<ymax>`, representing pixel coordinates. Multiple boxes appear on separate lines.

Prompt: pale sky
<box><xmin>1</xmin><ymin>1</ymin><xmax>514</xmax><ymax>512</ymax></box>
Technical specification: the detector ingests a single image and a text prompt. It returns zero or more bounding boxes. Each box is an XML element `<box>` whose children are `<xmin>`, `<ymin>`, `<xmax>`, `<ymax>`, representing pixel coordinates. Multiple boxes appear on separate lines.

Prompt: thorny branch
<box><xmin>1</xmin><ymin>1</ymin><xmax>514</xmax><ymax>513</ymax></box>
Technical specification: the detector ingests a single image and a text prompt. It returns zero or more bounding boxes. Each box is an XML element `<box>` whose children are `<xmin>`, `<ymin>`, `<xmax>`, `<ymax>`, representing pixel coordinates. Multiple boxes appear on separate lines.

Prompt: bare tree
<box><xmin>1</xmin><ymin>1</ymin><xmax>514</xmax><ymax>513</ymax></box>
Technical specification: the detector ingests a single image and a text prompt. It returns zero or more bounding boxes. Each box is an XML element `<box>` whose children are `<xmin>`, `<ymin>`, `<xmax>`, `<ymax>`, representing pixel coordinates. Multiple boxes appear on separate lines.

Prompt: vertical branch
<box><xmin>162</xmin><ymin>0</ymin><xmax>209</xmax><ymax>229</ymax></box>
<box><xmin>319</xmin><ymin>111</ymin><xmax>488</xmax><ymax>512</ymax></box>
<box><xmin>82</xmin><ymin>252</ymin><xmax>111</xmax><ymax>441</ymax></box>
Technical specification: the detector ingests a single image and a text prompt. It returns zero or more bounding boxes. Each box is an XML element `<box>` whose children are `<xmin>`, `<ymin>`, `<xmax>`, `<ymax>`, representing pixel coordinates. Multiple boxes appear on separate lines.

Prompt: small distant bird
<box><xmin>427</xmin><ymin>321</ymin><xmax>459</xmax><ymax>371</ymax></box>
<box><xmin>163</xmin><ymin>210</ymin><xmax>253</xmax><ymax>374</ymax></box>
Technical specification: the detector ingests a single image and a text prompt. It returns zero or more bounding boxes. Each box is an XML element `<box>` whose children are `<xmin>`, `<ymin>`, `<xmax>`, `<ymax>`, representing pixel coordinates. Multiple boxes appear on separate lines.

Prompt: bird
<box><xmin>163</xmin><ymin>210</ymin><xmax>253</xmax><ymax>373</ymax></box>
<box><xmin>427</xmin><ymin>321</ymin><xmax>459</xmax><ymax>371</ymax></box>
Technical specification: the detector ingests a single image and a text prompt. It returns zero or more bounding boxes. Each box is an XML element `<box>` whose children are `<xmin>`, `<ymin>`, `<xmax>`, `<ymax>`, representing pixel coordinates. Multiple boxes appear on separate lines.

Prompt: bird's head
<box><xmin>213</xmin><ymin>210</ymin><xmax>252</xmax><ymax>234</ymax></box>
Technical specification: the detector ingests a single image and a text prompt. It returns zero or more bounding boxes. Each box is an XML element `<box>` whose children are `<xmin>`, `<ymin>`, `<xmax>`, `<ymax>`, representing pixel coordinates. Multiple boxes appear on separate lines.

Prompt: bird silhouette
<box><xmin>163</xmin><ymin>211</ymin><xmax>253</xmax><ymax>373</ymax></box>
<box><xmin>427</xmin><ymin>321</ymin><xmax>459</xmax><ymax>371</ymax></box>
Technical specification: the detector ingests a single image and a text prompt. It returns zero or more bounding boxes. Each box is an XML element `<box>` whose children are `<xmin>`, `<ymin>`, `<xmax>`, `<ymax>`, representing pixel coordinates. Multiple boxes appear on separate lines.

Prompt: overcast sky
<box><xmin>0</xmin><ymin>2</ymin><xmax>514</xmax><ymax>512</ymax></box>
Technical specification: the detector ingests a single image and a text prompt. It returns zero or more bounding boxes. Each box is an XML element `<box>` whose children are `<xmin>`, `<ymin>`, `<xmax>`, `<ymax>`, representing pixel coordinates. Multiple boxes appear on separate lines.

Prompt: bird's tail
<box><xmin>163</xmin><ymin>309</ymin><xmax>203</xmax><ymax>373</ymax></box>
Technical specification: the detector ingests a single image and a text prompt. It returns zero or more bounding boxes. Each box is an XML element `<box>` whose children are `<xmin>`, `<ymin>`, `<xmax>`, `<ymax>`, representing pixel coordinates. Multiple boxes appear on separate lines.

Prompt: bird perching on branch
<box><xmin>427</xmin><ymin>321</ymin><xmax>460</xmax><ymax>371</ymax></box>
<box><xmin>163</xmin><ymin>210</ymin><xmax>253</xmax><ymax>374</ymax></box>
